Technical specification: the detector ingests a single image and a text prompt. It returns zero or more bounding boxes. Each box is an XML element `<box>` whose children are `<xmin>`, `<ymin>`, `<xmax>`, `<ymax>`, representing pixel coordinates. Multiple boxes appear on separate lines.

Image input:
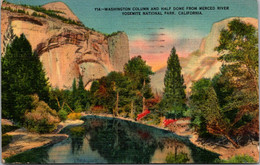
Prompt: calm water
<box><xmin>5</xmin><ymin>116</ymin><xmax>219</xmax><ymax>164</ymax></box>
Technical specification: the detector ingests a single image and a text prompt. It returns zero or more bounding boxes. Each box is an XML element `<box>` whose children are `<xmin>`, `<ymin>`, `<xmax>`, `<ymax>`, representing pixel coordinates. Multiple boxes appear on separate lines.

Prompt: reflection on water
<box><xmin>5</xmin><ymin>116</ymin><xmax>219</xmax><ymax>164</ymax></box>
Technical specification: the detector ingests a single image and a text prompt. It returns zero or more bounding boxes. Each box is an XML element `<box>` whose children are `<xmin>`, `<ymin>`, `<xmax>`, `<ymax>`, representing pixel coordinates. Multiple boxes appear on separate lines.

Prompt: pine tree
<box><xmin>72</xmin><ymin>78</ymin><xmax>77</xmax><ymax>97</ymax></box>
<box><xmin>78</xmin><ymin>75</ymin><xmax>85</xmax><ymax>92</ymax></box>
<box><xmin>2</xmin><ymin>34</ymin><xmax>49</xmax><ymax>122</ymax></box>
<box><xmin>161</xmin><ymin>47</ymin><xmax>187</xmax><ymax>118</ymax></box>
<box><xmin>76</xmin><ymin>75</ymin><xmax>86</xmax><ymax>112</ymax></box>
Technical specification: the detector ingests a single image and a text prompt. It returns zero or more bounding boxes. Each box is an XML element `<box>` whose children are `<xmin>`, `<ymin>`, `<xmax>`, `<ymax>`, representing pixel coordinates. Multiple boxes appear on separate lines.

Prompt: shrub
<box><xmin>24</xmin><ymin>95</ymin><xmax>60</xmax><ymax>133</ymax></box>
<box><xmin>23</xmin><ymin>5</ymin><xmax>83</xmax><ymax>26</ymax></box>
<box><xmin>144</xmin><ymin>111</ymin><xmax>161</xmax><ymax>125</ymax></box>
<box><xmin>58</xmin><ymin>109</ymin><xmax>68</xmax><ymax>121</ymax></box>
<box><xmin>74</xmin><ymin>100</ymin><xmax>84</xmax><ymax>113</ymax></box>
<box><xmin>2</xmin><ymin>125</ymin><xmax>19</xmax><ymax>134</ymax></box>
<box><xmin>165</xmin><ymin>152</ymin><xmax>189</xmax><ymax>163</ymax></box>
<box><xmin>215</xmin><ymin>155</ymin><xmax>256</xmax><ymax>163</ymax></box>
<box><xmin>31</xmin><ymin>12</ymin><xmax>46</xmax><ymax>18</ymax></box>
<box><xmin>67</xmin><ymin>112</ymin><xmax>81</xmax><ymax>120</ymax></box>
<box><xmin>17</xmin><ymin>9</ymin><xmax>25</xmax><ymax>13</ymax></box>
<box><xmin>2</xmin><ymin>134</ymin><xmax>12</xmax><ymax>147</ymax></box>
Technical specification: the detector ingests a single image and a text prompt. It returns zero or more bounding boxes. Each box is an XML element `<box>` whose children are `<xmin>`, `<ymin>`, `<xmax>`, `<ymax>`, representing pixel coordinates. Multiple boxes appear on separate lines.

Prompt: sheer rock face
<box><xmin>108</xmin><ymin>32</ymin><xmax>130</xmax><ymax>72</ymax></box>
<box><xmin>42</xmin><ymin>2</ymin><xmax>80</xmax><ymax>22</ymax></box>
<box><xmin>151</xmin><ymin>17</ymin><xmax>258</xmax><ymax>94</ymax></box>
<box><xmin>1</xmin><ymin>2</ymin><xmax>130</xmax><ymax>89</ymax></box>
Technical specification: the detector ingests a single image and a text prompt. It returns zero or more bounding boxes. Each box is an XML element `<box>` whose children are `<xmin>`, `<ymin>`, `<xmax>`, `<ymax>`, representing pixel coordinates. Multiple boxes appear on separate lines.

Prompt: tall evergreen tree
<box><xmin>72</xmin><ymin>78</ymin><xmax>77</xmax><ymax>98</ymax></box>
<box><xmin>2</xmin><ymin>34</ymin><xmax>49</xmax><ymax>122</ymax></box>
<box><xmin>78</xmin><ymin>75</ymin><xmax>85</xmax><ymax>92</ymax></box>
<box><xmin>161</xmin><ymin>47</ymin><xmax>187</xmax><ymax>118</ymax></box>
<box><xmin>75</xmin><ymin>75</ymin><xmax>87</xmax><ymax>112</ymax></box>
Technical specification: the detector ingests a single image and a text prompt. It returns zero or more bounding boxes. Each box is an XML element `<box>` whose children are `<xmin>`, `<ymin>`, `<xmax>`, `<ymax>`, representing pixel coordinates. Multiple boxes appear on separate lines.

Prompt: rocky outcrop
<box><xmin>42</xmin><ymin>2</ymin><xmax>80</xmax><ymax>22</ymax></box>
<box><xmin>108</xmin><ymin>32</ymin><xmax>130</xmax><ymax>72</ymax></box>
<box><xmin>1</xmin><ymin>2</ymin><xmax>130</xmax><ymax>89</ymax></box>
<box><xmin>151</xmin><ymin>17</ymin><xmax>258</xmax><ymax>93</ymax></box>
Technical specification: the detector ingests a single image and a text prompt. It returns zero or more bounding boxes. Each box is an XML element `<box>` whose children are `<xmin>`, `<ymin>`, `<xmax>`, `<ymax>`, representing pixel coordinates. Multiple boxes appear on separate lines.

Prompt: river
<box><xmin>5</xmin><ymin>116</ymin><xmax>219</xmax><ymax>163</ymax></box>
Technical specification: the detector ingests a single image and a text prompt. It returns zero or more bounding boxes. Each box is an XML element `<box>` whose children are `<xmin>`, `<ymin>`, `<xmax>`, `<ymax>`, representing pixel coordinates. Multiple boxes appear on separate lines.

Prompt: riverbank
<box><xmin>54</xmin><ymin>119</ymin><xmax>85</xmax><ymax>133</ymax></box>
<box><xmin>165</xmin><ymin>119</ymin><xmax>259</xmax><ymax>162</ymax></box>
<box><xmin>2</xmin><ymin>115</ymin><xmax>259</xmax><ymax>162</ymax></box>
<box><xmin>189</xmin><ymin>133</ymin><xmax>259</xmax><ymax>162</ymax></box>
<box><xmin>2</xmin><ymin>119</ymin><xmax>84</xmax><ymax>160</ymax></box>
<box><xmin>83</xmin><ymin>114</ymin><xmax>259</xmax><ymax>162</ymax></box>
<box><xmin>2</xmin><ymin>129</ymin><xmax>68</xmax><ymax>159</ymax></box>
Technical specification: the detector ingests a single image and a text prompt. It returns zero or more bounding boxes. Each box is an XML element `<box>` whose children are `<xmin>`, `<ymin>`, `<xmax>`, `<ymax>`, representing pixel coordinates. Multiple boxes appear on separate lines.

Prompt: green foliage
<box><xmin>189</xmin><ymin>19</ymin><xmax>259</xmax><ymax>146</ymax></box>
<box><xmin>1</xmin><ymin>6</ymin><xmax>25</xmax><ymax>14</ymax></box>
<box><xmin>161</xmin><ymin>47</ymin><xmax>187</xmax><ymax>118</ymax></box>
<box><xmin>144</xmin><ymin>111</ymin><xmax>161</xmax><ymax>125</ymax></box>
<box><xmin>105</xmin><ymin>31</ymin><xmax>123</xmax><ymax>37</ymax></box>
<box><xmin>58</xmin><ymin>109</ymin><xmax>68</xmax><ymax>121</ymax></box>
<box><xmin>189</xmin><ymin>78</ymin><xmax>231</xmax><ymax>139</ymax></box>
<box><xmin>21</xmin><ymin>4</ymin><xmax>83</xmax><ymax>26</ymax></box>
<box><xmin>31</xmin><ymin>12</ymin><xmax>46</xmax><ymax>18</ymax></box>
<box><xmin>2</xmin><ymin>0</ymin><xmax>10</xmax><ymax>4</ymax></box>
<box><xmin>72</xmin><ymin>78</ymin><xmax>77</xmax><ymax>96</ymax></box>
<box><xmin>215</xmin><ymin>19</ymin><xmax>258</xmax><ymax>75</ymax></box>
<box><xmin>75</xmin><ymin>76</ymin><xmax>90</xmax><ymax>111</ymax></box>
<box><xmin>91</xmin><ymin>72</ymin><xmax>133</xmax><ymax>115</ymax></box>
<box><xmin>74</xmin><ymin>100</ymin><xmax>84</xmax><ymax>113</ymax></box>
<box><xmin>214</xmin><ymin>19</ymin><xmax>259</xmax><ymax>142</ymax></box>
<box><xmin>78</xmin><ymin>76</ymin><xmax>85</xmax><ymax>92</ymax></box>
<box><xmin>215</xmin><ymin>19</ymin><xmax>258</xmax><ymax>115</ymax></box>
<box><xmin>2</xmin><ymin>125</ymin><xmax>19</xmax><ymax>134</ymax></box>
<box><xmin>48</xmin><ymin>76</ymin><xmax>91</xmax><ymax>114</ymax></box>
<box><xmin>2</xmin><ymin>34</ymin><xmax>49</xmax><ymax>123</ymax></box>
<box><xmin>124</xmin><ymin>56</ymin><xmax>154</xmax><ymax>115</ymax></box>
<box><xmin>3</xmin><ymin>1</ymin><xmax>82</xmax><ymax>26</ymax></box>
<box><xmin>24</xmin><ymin>95</ymin><xmax>60</xmax><ymax>133</ymax></box>
<box><xmin>124</xmin><ymin>56</ymin><xmax>154</xmax><ymax>89</ymax></box>
<box><xmin>48</xmin><ymin>89</ymin><xmax>71</xmax><ymax>111</ymax></box>
<box><xmin>2</xmin><ymin>134</ymin><xmax>13</xmax><ymax>147</ymax></box>
<box><xmin>70</xmin><ymin>76</ymin><xmax>91</xmax><ymax>111</ymax></box>
<box><xmin>90</xmin><ymin>57</ymin><xmax>155</xmax><ymax>117</ymax></box>
<box><xmin>165</xmin><ymin>152</ymin><xmax>189</xmax><ymax>163</ymax></box>
<box><xmin>189</xmin><ymin>79</ymin><xmax>213</xmax><ymax>136</ymax></box>
<box><xmin>215</xmin><ymin>155</ymin><xmax>256</xmax><ymax>163</ymax></box>
<box><xmin>17</xmin><ymin>9</ymin><xmax>25</xmax><ymax>13</ymax></box>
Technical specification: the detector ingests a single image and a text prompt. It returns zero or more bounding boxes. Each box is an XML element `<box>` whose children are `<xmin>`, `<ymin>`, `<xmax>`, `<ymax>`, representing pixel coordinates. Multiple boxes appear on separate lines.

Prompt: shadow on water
<box><xmin>5</xmin><ymin>115</ymin><xmax>219</xmax><ymax>163</ymax></box>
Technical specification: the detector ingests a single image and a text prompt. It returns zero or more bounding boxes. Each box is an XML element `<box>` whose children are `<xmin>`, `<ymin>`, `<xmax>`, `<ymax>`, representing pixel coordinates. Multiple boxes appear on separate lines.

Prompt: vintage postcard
<box><xmin>1</xmin><ymin>0</ymin><xmax>259</xmax><ymax>163</ymax></box>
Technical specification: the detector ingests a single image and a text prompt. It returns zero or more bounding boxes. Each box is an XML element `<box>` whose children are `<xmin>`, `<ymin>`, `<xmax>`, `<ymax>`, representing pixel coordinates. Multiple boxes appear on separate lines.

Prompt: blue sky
<box><xmin>6</xmin><ymin>0</ymin><xmax>257</xmax><ymax>36</ymax></box>
<box><xmin>5</xmin><ymin>0</ymin><xmax>258</xmax><ymax>70</ymax></box>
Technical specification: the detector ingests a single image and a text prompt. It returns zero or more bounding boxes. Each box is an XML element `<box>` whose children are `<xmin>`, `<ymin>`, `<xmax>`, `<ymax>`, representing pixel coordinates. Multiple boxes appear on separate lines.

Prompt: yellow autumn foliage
<box><xmin>67</xmin><ymin>112</ymin><xmax>81</xmax><ymax>120</ymax></box>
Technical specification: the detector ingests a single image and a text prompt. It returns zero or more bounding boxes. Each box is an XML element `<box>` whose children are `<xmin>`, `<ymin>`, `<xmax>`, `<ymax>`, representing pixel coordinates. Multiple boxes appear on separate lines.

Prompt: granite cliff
<box><xmin>151</xmin><ymin>17</ymin><xmax>258</xmax><ymax>94</ymax></box>
<box><xmin>1</xmin><ymin>2</ymin><xmax>130</xmax><ymax>89</ymax></box>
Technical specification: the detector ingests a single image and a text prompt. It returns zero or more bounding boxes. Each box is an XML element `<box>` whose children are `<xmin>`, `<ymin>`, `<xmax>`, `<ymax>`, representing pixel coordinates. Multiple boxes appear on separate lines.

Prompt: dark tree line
<box><xmin>2</xmin><ymin>34</ymin><xmax>49</xmax><ymax>123</ymax></box>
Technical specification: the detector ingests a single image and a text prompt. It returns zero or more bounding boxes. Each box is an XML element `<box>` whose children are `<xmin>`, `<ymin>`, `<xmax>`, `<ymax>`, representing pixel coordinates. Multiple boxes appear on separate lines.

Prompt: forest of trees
<box><xmin>1</xmin><ymin>19</ymin><xmax>258</xmax><ymax>150</ymax></box>
<box><xmin>1</xmin><ymin>35</ymin><xmax>158</xmax><ymax>132</ymax></box>
<box><xmin>189</xmin><ymin>19</ymin><xmax>258</xmax><ymax>147</ymax></box>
